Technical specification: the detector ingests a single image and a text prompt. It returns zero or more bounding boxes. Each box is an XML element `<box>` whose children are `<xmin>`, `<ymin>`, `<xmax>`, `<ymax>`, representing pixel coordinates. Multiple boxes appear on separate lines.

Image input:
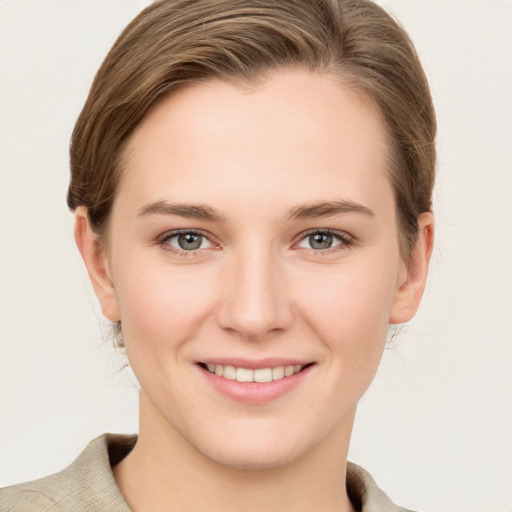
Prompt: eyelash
<box><xmin>158</xmin><ymin>229</ymin><xmax>354</xmax><ymax>256</ymax></box>
<box><xmin>293</xmin><ymin>229</ymin><xmax>354</xmax><ymax>255</ymax></box>
<box><xmin>158</xmin><ymin>229</ymin><xmax>217</xmax><ymax>256</ymax></box>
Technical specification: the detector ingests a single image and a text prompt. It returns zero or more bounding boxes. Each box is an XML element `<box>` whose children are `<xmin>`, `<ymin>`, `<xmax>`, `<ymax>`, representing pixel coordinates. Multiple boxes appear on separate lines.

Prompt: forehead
<box><xmin>117</xmin><ymin>69</ymin><xmax>392</xmax><ymax>219</ymax></box>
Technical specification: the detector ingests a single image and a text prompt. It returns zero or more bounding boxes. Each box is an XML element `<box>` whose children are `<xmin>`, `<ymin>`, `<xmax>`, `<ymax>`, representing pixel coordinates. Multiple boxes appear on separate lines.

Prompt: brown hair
<box><xmin>68</xmin><ymin>0</ymin><xmax>436</xmax><ymax>256</ymax></box>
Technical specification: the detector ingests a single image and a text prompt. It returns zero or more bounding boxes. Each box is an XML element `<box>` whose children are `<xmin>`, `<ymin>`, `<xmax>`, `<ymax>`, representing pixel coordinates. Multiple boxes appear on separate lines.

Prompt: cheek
<box><xmin>294</xmin><ymin>254</ymin><xmax>398</xmax><ymax>363</ymax></box>
<box><xmin>113</xmin><ymin>255</ymin><xmax>219</xmax><ymax>352</ymax></box>
<box><xmin>299</xmin><ymin>258</ymin><xmax>396</xmax><ymax>324</ymax></box>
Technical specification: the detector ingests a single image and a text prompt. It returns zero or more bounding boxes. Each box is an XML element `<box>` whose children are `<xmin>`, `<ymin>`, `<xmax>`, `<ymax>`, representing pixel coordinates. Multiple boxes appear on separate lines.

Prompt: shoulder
<box><xmin>0</xmin><ymin>434</ymin><xmax>136</xmax><ymax>512</ymax></box>
<box><xmin>347</xmin><ymin>462</ymin><xmax>417</xmax><ymax>512</ymax></box>
<box><xmin>0</xmin><ymin>478</ymin><xmax>62</xmax><ymax>512</ymax></box>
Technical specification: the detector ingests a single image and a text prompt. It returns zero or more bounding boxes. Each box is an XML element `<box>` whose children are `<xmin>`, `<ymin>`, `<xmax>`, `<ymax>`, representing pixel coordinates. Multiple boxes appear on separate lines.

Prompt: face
<box><xmin>81</xmin><ymin>69</ymin><xmax>426</xmax><ymax>470</ymax></box>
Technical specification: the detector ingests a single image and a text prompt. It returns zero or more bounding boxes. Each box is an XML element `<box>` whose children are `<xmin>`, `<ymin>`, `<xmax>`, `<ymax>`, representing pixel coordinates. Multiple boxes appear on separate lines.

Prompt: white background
<box><xmin>0</xmin><ymin>1</ymin><xmax>511</xmax><ymax>511</ymax></box>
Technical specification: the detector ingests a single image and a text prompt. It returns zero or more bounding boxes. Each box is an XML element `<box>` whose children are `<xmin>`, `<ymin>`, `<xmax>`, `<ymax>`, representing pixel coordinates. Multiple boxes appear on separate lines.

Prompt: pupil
<box><xmin>178</xmin><ymin>233</ymin><xmax>202</xmax><ymax>250</ymax></box>
<box><xmin>310</xmin><ymin>233</ymin><xmax>332</xmax><ymax>250</ymax></box>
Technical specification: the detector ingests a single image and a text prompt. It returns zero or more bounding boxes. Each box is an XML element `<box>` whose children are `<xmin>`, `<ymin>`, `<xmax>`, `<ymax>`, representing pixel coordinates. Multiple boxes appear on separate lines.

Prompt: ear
<box><xmin>389</xmin><ymin>212</ymin><xmax>434</xmax><ymax>324</ymax></box>
<box><xmin>74</xmin><ymin>206</ymin><xmax>120</xmax><ymax>322</ymax></box>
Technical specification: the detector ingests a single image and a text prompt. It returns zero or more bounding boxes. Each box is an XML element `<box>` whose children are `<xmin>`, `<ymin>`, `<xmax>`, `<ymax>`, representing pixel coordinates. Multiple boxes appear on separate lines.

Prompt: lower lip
<box><xmin>198</xmin><ymin>365</ymin><xmax>314</xmax><ymax>405</ymax></box>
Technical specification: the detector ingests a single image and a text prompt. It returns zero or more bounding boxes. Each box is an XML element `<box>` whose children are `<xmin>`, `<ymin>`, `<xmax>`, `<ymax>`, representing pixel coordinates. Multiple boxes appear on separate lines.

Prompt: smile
<box><xmin>203</xmin><ymin>363</ymin><xmax>304</xmax><ymax>382</ymax></box>
<box><xmin>197</xmin><ymin>361</ymin><xmax>315</xmax><ymax>404</ymax></box>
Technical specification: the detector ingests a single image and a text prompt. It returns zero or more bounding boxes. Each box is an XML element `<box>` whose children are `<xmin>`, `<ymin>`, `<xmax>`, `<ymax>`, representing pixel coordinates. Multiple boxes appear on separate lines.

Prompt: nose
<box><xmin>216</xmin><ymin>247</ymin><xmax>294</xmax><ymax>340</ymax></box>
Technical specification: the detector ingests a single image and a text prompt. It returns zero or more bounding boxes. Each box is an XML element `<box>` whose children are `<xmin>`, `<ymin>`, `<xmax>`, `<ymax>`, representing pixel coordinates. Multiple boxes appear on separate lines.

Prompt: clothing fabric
<box><xmin>0</xmin><ymin>434</ymin><xmax>414</xmax><ymax>511</ymax></box>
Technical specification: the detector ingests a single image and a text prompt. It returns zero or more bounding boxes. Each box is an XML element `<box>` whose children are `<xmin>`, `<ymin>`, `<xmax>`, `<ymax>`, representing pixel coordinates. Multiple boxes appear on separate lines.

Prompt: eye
<box><xmin>296</xmin><ymin>230</ymin><xmax>352</xmax><ymax>251</ymax></box>
<box><xmin>161</xmin><ymin>231</ymin><xmax>215</xmax><ymax>252</ymax></box>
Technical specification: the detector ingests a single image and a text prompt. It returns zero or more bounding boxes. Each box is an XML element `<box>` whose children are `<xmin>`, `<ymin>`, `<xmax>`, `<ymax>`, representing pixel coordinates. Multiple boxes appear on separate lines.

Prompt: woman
<box><xmin>0</xmin><ymin>0</ymin><xmax>435</xmax><ymax>510</ymax></box>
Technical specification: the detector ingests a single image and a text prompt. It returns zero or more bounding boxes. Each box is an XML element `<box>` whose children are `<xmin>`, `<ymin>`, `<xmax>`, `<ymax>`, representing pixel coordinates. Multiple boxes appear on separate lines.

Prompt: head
<box><xmin>68</xmin><ymin>0</ymin><xmax>436</xmax><ymax>256</ymax></box>
<box><xmin>71</xmin><ymin>0</ymin><xmax>435</xmax><ymax>470</ymax></box>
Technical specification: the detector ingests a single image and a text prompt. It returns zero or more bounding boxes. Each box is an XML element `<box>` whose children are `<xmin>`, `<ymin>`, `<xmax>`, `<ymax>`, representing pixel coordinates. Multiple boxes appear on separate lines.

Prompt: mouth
<box><xmin>197</xmin><ymin>362</ymin><xmax>315</xmax><ymax>383</ymax></box>
<box><xmin>196</xmin><ymin>360</ymin><xmax>315</xmax><ymax>404</ymax></box>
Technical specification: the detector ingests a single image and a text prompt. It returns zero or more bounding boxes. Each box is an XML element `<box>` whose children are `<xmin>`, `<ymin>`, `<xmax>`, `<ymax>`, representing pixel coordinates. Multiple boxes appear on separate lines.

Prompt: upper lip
<box><xmin>197</xmin><ymin>358</ymin><xmax>314</xmax><ymax>369</ymax></box>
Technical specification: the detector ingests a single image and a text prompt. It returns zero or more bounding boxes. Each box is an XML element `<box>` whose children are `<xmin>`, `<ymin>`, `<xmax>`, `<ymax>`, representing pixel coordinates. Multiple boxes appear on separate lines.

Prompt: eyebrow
<box><xmin>286</xmin><ymin>200</ymin><xmax>375</xmax><ymax>220</ymax></box>
<box><xmin>137</xmin><ymin>201</ymin><xmax>225</xmax><ymax>222</ymax></box>
<box><xmin>137</xmin><ymin>199</ymin><xmax>374</xmax><ymax>222</ymax></box>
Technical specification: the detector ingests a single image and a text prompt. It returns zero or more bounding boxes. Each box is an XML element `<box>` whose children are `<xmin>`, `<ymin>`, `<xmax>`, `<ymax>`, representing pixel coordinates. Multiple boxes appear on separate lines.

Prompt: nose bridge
<box><xmin>217</xmin><ymin>242</ymin><xmax>292</xmax><ymax>339</ymax></box>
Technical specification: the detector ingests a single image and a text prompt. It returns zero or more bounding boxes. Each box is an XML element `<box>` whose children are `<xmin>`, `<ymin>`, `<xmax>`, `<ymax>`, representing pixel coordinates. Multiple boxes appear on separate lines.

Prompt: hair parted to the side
<box><xmin>68</xmin><ymin>0</ymin><xmax>436</xmax><ymax>258</ymax></box>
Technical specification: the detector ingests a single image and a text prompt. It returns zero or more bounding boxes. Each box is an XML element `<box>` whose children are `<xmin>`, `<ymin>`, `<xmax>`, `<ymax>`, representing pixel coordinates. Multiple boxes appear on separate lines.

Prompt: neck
<box><xmin>113</xmin><ymin>393</ymin><xmax>357</xmax><ymax>512</ymax></box>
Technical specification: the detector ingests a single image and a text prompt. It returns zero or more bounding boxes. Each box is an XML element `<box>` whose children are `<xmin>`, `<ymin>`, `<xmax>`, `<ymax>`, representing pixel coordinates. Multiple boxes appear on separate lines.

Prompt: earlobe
<box><xmin>74</xmin><ymin>207</ymin><xmax>120</xmax><ymax>322</ymax></box>
<box><xmin>389</xmin><ymin>212</ymin><xmax>434</xmax><ymax>325</ymax></box>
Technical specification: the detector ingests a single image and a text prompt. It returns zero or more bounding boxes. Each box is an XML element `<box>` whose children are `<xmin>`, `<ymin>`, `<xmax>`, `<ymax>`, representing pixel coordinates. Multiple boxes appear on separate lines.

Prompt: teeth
<box><xmin>223</xmin><ymin>365</ymin><xmax>236</xmax><ymax>380</ymax></box>
<box><xmin>207</xmin><ymin>364</ymin><xmax>304</xmax><ymax>382</ymax></box>
<box><xmin>254</xmin><ymin>368</ymin><xmax>272</xmax><ymax>383</ymax></box>
<box><xmin>236</xmin><ymin>367</ymin><xmax>254</xmax><ymax>382</ymax></box>
<box><xmin>284</xmin><ymin>365</ymin><xmax>295</xmax><ymax>377</ymax></box>
<box><xmin>272</xmin><ymin>366</ymin><xmax>284</xmax><ymax>380</ymax></box>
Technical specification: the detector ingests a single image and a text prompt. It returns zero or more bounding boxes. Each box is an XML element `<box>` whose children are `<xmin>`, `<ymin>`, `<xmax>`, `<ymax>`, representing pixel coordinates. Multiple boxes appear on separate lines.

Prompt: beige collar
<box><xmin>0</xmin><ymin>433</ymin><xmax>413</xmax><ymax>511</ymax></box>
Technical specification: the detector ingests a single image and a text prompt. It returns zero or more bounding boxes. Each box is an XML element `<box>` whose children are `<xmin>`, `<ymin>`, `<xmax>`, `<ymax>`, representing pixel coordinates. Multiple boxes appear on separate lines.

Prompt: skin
<box><xmin>75</xmin><ymin>69</ymin><xmax>433</xmax><ymax>512</ymax></box>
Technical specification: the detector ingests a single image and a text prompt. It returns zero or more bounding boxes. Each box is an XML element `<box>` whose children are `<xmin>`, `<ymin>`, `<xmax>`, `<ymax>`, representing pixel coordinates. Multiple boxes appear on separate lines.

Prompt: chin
<box><xmin>203</xmin><ymin>441</ymin><xmax>303</xmax><ymax>471</ymax></box>
<box><xmin>186</xmin><ymin>419</ymin><xmax>321</xmax><ymax>471</ymax></box>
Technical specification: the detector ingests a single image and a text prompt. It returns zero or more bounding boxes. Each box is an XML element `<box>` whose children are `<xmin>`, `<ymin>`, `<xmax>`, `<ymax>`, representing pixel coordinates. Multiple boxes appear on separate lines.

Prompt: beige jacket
<box><xmin>0</xmin><ymin>434</ymin><xmax>414</xmax><ymax>511</ymax></box>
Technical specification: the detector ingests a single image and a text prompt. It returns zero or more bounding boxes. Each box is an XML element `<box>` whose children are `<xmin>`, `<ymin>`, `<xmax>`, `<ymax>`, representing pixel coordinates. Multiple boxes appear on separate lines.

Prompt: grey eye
<box><xmin>297</xmin><ymin>231</ymin><xmax>346</xmax><ymax>251</ymax></box>
<box><xmin>177</xmin><ymin>233</ymin><xmax>203</xmax><ymax>250</ymax></box>
<box><xmin>164</xmin><ymin>232</ymin><xmax>213</xmax><ymax>251</ymax></box>
<box><xmin>309</xmin><ymin>233</ymin><xmax>333</xmax><ymax>250</ymax></box>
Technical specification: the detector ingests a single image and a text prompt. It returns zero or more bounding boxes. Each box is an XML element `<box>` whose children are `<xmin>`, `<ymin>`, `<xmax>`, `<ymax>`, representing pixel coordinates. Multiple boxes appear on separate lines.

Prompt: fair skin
<box><xmin>75</xmin><ymin>69</ymin><xmax>433</xmax><ymax>512</ymax></box>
